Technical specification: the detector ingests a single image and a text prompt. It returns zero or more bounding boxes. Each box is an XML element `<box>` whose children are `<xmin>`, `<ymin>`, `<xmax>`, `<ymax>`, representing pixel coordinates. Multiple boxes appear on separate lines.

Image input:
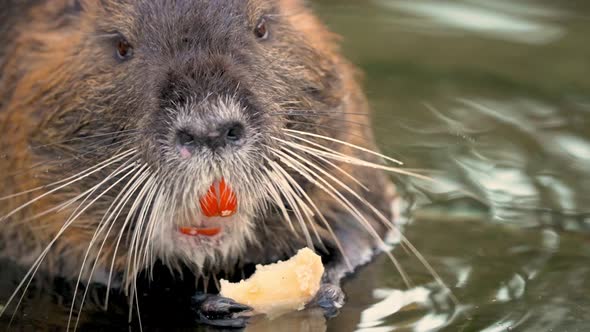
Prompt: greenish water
<box><xmin>317</xmin><ymin>1</ymin><xmax>590</xmax><ymax>331</ymax></box>
<box><xmin>2</xmin><ymin>0</ymin><xmax>590</xmax><ymax>331</ymax></box>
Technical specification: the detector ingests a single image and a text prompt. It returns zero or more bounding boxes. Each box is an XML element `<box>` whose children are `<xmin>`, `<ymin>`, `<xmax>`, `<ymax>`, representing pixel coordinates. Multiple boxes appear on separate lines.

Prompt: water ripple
<box><xmin>374</xmin><ymin>0</ymin><xmax>565</xmax><ymax>44</ymax></box>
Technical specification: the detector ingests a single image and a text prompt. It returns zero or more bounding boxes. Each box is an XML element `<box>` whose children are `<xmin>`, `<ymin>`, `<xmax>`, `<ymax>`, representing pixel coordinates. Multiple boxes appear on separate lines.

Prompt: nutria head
<box><xmin>0</xmin><ymin>0</ymin><xmax>385</xmax><ymax>289</ymax></box>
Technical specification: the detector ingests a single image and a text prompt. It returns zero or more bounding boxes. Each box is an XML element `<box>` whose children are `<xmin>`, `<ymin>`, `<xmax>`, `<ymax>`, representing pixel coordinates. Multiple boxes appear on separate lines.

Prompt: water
<box><xmin>2</xmin><ymin>0</ymin><xmax>590</xmax><ymax>331</ymax></box>
<box><xmin>314</xmin><ymin>0</ymin><xmax>590</xmax><ymax>331</ymax></box>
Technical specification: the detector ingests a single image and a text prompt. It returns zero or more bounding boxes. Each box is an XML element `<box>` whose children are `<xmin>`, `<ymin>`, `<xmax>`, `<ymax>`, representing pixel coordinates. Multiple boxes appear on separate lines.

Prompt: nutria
<box><xmin>0</xmin><ymin>0</ymin><xmax>401</xmax><ymax>328</ymax></box>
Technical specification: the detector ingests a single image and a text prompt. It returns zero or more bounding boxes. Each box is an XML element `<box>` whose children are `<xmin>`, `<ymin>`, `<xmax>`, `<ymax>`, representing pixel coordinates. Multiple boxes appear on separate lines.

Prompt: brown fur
<box><xmin>0</xmin><ymin>0</ymin><xmax>396</xmax><ymax>312</ymax></box>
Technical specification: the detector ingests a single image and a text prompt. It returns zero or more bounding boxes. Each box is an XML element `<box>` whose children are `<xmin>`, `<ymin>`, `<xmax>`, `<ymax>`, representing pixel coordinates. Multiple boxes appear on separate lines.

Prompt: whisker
<box><xmin>265</xmin><ymin>155</ymin><xmax>351</xmax><ymax>269</ymax></box>
<box><xmin>266</xmin><ymin>159</ymin><xmax>324</xmax><ymax>250</ymax></box>
<box><xmin>271</xmin><ymin>147</ymin><xmax>412</xmax><ymax>287</ymax></box>
<box><xmin>142</xmin><ymin>178</ymin><xmax>167</xmax><ymax>275</ymax></box>
<box><xmin>278</xmin><ymin>138</ymin><xmax>432</xmax><ymax>181</ymax></box>
<box><xmin>133</xmin><ymin>283</ymin><xmax>144</xmax><ymax>332</ymax></box>
<box><xmin>266</xmin><ymin>163</ymin><xmax>315</xmax><ymax>249</ymax></box>
<box><xmin>261</xmin><ymin>169</ymin><xmax>297</xmax><ymax>234</ymax></box>
<box><xmin>30</xmin><ymin>129</ymin><xmax>139</xmax><ymax>150</ymax></box>
<box><xmin>127</xmin><ymin>175</ymin><xmax>159</xmax><ymax>293</ymax></box>
<box><xmin>0</xmin><ymin>137</ymin><xmax>138</xmax><ymax>185</ymax></box>
<box><xmin>282</xmin><ymin>120</ymin><xmax>371</xmax><ymax>141</ymax></box>
<box><xmin>1</xmin><ymin>157</ymin><xmax>138</xmax><ymax>322</ymax></box>
<box><xmin>0</xmin><ymin>149</ymin><xmax>136</xmax><ymax>218</ymax></box>
<box><xmin>284</xmin><ymin>129</ymin><xmax>403</xmax><ymax>165</ymax></box>
<box><xmin>68</xmin><ymin>164</ymin><xmax>146</xmax><ymax>331</ymax></box>
<box><xmin>275</xmin><ymin>110</ymin><xmax>370</xmax><ymax>117</ymax></box>
<box><xmin>282</xmin><ymin>135</ymin><xmax>481</xmax><ymax>202</ymax></box>
<box><xmin>307</xmin><ymin>153</ymin><xmax>370</xmax><ymax>192</ymax></box>
<box><xmin>281</xmin><ymin>140</ymin><xmax>460</xmax><ymax>305</ymax></box>
<box><xmin>121</xmin><ymin>174</ymin><xmax>157</xmax><ymax>295</ymax></box>
<box><xmin>104</xmin><ymin>167</ymin><xmax>152</xmax><ymax>307</ymax></box>
<box><xmin>13</xmin><ymin>159</ymin><xmax>141</xmax><ymax>228</ymax></box>
<box><xmin>273</xmin><ymin>111</ymin><xmax>372</xmax><ymax>128</ymax></box>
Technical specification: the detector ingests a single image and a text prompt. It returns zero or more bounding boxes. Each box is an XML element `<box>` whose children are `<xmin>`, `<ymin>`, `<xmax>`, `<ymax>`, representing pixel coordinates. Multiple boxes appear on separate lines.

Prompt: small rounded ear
<box><xmin>278</xmin><ymin>0</ymin><xmax>341</xmax><ymax>51</ymax></box>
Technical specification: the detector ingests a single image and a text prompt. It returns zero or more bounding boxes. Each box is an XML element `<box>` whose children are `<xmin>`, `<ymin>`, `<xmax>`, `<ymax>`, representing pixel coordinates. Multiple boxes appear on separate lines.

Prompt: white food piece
<box><xmin>220</xmin><ymin>247</ymin><xmax>324</xmax><ymax>318</ymax></box>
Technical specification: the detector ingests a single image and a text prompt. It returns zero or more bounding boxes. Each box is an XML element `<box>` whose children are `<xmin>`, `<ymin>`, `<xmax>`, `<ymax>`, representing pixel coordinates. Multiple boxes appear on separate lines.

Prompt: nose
<box><xmin>176</xmin><ymin>121</ymin><xmax>246</xmax><ymax>153</ymax></box>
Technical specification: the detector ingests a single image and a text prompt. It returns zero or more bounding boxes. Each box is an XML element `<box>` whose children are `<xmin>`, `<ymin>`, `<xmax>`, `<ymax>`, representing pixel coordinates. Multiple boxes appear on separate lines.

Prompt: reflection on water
<box><xmin>245</xmin><ymin>310</ymin><xmax>327</xmax><ymax>332</ymax></box>
<box><xmin>327</xmin><ymin>219</ymin><xmax>590</xmax><ymax>332</ymax></box>
<box><xmin>374</xmin><ymin>0</ymin><xmax>565</xmax><ymax>44</ymax></box>
<box><xmin>404</xmin><ymin>98</ymin><xmax>590</xmax><ymax>226</ymax></box>
<box><xmin>2</xmin><ymin>0</ymin><xmax>590</xmax><ymax>331</ymax></box>
<box><xmin>314</xmin><ymin>0</ymin><xmax>590</xmax><ymax>331</ymax></box>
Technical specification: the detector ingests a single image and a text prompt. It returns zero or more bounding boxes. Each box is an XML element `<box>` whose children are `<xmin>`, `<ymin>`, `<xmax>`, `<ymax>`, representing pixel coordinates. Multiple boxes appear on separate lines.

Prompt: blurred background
<box><xmin>312</xmin><ymin>0</ymin><xmax>590</xmax><ymax>331</ymax></box>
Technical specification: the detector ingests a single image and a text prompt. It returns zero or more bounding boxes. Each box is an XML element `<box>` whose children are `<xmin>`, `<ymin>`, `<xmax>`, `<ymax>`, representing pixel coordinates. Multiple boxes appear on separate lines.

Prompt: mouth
<box><xmin>179</xmin><ymin>178</ymin><xmax>237</xmax><ymax>238</ymax></box>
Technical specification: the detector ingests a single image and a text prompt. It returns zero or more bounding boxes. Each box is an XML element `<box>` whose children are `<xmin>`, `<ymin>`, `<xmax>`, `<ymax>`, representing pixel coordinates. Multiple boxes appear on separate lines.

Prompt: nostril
<box><xmin>177</xmin><ymin>130</ymin><xmax>196</xmax><ymax>147</ymax></box>
<box><xmin>175</xmin><ymin>123</ymin><xmax>245</xmax><ymax>154</ymax></box>
<box><xmin>225</xmin><ymin>123</ymin><xmax>245</xmax><ymax>142</ymax></box>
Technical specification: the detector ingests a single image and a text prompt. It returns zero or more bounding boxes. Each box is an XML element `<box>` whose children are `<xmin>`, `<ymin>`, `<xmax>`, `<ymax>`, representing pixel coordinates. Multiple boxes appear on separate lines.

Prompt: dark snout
<box><xmin>156</xmin><ymin>51</ymin><xmax>260</xmax><ymax>159</ymax></box>
<box><xmin>176</xmin><ymin>121</ymin><xmax>246</xmax><ymax>153</ymax></box>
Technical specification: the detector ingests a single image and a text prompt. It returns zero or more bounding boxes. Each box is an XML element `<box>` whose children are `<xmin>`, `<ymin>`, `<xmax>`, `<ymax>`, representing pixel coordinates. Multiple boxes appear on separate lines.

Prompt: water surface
<box><xmin>316</xmin><ymin>1</ymin><xmax>590</xmax><ymax>331</ymax></box>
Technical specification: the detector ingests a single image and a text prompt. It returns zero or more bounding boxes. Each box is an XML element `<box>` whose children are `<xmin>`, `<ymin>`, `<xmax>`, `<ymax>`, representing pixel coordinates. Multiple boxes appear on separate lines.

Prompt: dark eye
<box><xmin>116</xmin><ymin>37</ymin><xmax>133</xmax><ymax>61</ymax></box>
<box><xmin>254</xmin><ymin>18</ymin><xmax>269</xmax><ymax>40</ymax></box>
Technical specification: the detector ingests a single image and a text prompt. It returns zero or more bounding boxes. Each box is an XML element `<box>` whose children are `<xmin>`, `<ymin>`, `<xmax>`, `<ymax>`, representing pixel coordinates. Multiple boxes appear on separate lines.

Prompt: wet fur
<box><xmin>0</xmin><ymin>0</ymin><xmax>397</xmax><ymax>323</ymax></box>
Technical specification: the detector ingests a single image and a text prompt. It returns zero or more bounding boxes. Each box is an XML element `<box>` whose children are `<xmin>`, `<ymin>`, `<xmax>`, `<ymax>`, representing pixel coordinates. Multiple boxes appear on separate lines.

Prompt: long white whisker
<box><xmin>1</xmin><ymin>158</ymin><xmax>137</xmax><ymax>321</ymax></box>
<box><xmin>265</xmin><ymin>156</ymin><xmax>351</xmax><ymax>269</ymax></box>
<box><xmin>134</xmin><ymin>283</ymin><xmax>144</xmax><ymax>332</ymax></box>
<box><xmin>81</xmin><ymin>163</ymin><xmax>150</xmax><ymax>318</ymax></box>
<box><xmin>266</xmin><ymin>159</ymin><xmax>324</xmax><ymax>249</ymax></box>
<box><xmin>104</xmin><ymin>167</ymin><xmax>152</xmax><ymax>306</ymax></box>
<box><xmin>277</xmin><ymin>137</ymin><xmax>433</xmax><ymax>181</ymax></box>
<box><xmin>261</xmin><ymin>169</ymin><xmax>297</xmax><ymax>234</ymax></box>
<box><xmin>281</xmin><ymin>141</ymin><xmax>459</xmax><ymax>305</ymax></box>
<box><xmin>264</xmin><ymin>162</ymin><xmax>314</xmax><ymax>249</ymax></box>
<box><xmin>0</xmin><ymin>149</ymin><xmax>137</xmax><ymax>222</ymax></box>
<box><xmin>307</xmin><ymin>153</ymin><xmax>370</xmax><ymax>192</ymax></box>
<box><xmin>127</xmin><ymin>174</ymin><xmax>160</xmax><ymax>328</ymax></box>
<box><xmin>142</xmin><ymin>178</ymin><xmax>167</xmax><ymax>276</ymax></box>
<box><xmin>284</xmin><ymin>129</ymin><xmax>403</xmax><ymax>165</ymax></box>
<box><xmin>68</xmin><ymin>163</ymin><xmax>145</xmax><ymax>331</ymax></box>
<box><xmin>126</xmin><ymin>175</ymin><xmax>158</xmax><ymax>293</ymax></box>
<box><xmin>0</xmin><ymin>148</ymin><xmax>137</xmax><ymax>202</ymax></box>
<box><xmin>271</xmin><ymin>147</ymin><xmax>412</xmax><ymax>287</ymax></box>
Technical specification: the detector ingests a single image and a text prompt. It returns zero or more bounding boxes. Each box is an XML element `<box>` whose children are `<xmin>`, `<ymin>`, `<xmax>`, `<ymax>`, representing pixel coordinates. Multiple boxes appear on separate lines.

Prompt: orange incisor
<box><xmin>199</xmin><ymin>178</ymin><xmax>238</xmax><ymax>218</ymax></box>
